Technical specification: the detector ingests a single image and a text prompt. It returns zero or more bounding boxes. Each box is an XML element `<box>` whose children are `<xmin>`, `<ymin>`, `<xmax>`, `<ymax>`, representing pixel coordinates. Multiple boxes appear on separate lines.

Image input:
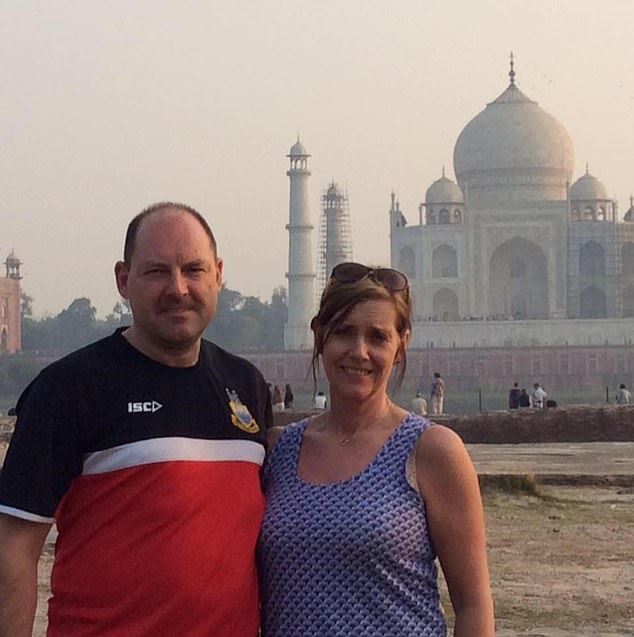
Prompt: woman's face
<box><xmin>320</xmin><ymin>299</ymin><xmax>407</xmax><ymax>405</ymax></box>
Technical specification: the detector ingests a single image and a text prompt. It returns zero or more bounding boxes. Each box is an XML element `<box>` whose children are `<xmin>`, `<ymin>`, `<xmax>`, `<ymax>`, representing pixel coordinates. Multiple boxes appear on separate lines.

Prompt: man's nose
<box><xmin>167</xmin><ymin>271</ymin><xmax>188</xmax><ymax>296</ymax></box>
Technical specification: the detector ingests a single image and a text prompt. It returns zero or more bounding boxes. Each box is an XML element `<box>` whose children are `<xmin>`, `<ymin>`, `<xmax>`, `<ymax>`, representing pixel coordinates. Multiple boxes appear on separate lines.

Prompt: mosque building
<box><xmin>283</xmin><ymin>59</ymin><xmax>634</xmax><ymax>351</ymax></box>
<box><xmin>389</xmin><ymin>58</ymin><xmax>634</xmax><ymax>348</ymax></box>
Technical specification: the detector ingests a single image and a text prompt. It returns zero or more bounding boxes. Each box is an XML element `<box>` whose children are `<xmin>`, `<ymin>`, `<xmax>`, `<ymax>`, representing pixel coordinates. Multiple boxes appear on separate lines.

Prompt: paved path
<box><xmin>468</xmin><ymin>442</ymin><xmax>634</xmax><ymax>479</ymax></box>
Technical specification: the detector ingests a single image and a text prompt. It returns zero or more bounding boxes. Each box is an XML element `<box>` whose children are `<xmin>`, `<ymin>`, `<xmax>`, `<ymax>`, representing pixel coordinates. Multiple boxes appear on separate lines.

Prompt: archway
<box><xmin>398</xmin><ymin>246</ymin><xmax>416</xmax><ymax>277</ymax></box>
<box><xmin>622</xmin><ymin>243</ymin><xmax>634</xmax><ymax>275</ymax></box>
<box><xmin>432</xmin><ymin>244</ymin><xmax>457</xmax><ymax>278</ymax></box>
<box><xmin>432</xmin><ymin>288</ymin><xmax>459</xmax><ymax>321</ymax></box>
<box><xmin>579</xmin><ymin>241</ymin><xmax>605</xmax><ymax>277</ymax></box>
<box><xmin>623</xmin><ymin>286</ymin><xmax>634</xmax><ymax>318</ymax></box>
<box><xmin>489</xmin><ymin>238</ymin><xmax>548</xmax><ymax>319</ymax></box>
<box><xmin>580</xmin><ymin>286</ymin><xmax>607</xmax><ymax>318</ymax></box>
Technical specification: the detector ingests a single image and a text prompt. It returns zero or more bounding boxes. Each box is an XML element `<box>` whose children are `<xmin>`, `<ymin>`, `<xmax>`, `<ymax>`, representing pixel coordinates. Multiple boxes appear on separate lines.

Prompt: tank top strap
<box><xmin>262</xmin><ymin>418</ymin><xmax>309</xmax><ymax>489</ymax></box>
<box><xmin>375</xmin><ymin>413</ymin><xmax>433</xmax><ymax>474</ymax></box>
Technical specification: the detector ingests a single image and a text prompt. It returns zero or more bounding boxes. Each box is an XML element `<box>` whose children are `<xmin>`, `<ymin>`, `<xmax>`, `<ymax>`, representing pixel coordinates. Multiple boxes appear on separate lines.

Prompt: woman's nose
<box><xmin>350</xmin><ymin>336</ymin><xmax>369</xmax><ymax>357</ymax></box>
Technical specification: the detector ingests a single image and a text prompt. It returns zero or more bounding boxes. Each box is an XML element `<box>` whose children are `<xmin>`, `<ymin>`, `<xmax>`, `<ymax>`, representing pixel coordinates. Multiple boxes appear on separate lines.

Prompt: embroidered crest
<box><xmin>226</xmin><ymin>388</ymin><xmax>260</xmax><ymax>433</ymax></box>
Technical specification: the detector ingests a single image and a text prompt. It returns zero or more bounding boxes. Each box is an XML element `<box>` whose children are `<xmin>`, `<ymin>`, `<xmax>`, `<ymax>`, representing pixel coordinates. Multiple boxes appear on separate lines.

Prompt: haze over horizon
<box><xmin>2</xmin><ymin>1</ymin><xmax>634</xmax><ymax>318</ymax></box>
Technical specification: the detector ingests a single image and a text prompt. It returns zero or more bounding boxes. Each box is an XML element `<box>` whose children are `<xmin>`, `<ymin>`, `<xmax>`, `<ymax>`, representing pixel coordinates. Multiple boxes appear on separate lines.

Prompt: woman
<box><xmin>258</xmin><ymin>263</ymin><xmax>494</xmax><ymax>636</ymax></box>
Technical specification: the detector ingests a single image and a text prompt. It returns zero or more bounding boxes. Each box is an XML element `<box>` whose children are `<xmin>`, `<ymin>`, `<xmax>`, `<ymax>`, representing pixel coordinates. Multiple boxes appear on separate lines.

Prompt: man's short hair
<box><xmin>123</xmin><ymin>202</ymin><xmax>218</xmax><ymax>267</ymax></box>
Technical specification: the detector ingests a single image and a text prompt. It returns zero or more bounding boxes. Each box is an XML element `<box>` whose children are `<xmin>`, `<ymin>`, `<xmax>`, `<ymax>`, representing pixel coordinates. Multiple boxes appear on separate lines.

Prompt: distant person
<box><xmin>530</xmin><ymin>382</ymin><xmax>547</xmax><ymax>408</ymax></box>
<box><xmin>410</xmin><ymin>391</ymin><xmax>428</xmax><ymax>416</ymax></box>
<box><xmin>430</xmin><ymin>371</ymin><xmax>446</xmax><ymax>415</ymax></box>
<box><xmin>284</xmin><ymin>383</ymin><xmax>294</xmax><ymax>410</ymax></box>
<box><xmin>0</xmin><ymin>202</ymin><xmax>272</xmax><ymax>636</ymax></box>
<box><xmin>615</xmin><ymin>383</ymin><xmax>632</xmax><ymax>405</ymax></box>
<box><xmin>313</xmin><ymin>390</ymin><xmax>328</xmax><ymax>410</ymax></box>
<box><xmin>508</xmin><ymin>381</ymin><xmax>521</xmax><ymax>409</ymax></box>
<box><xmin>518</xmin><ymin>388</ymin><xmax>530</xmax><ymax>408</ymax></box>
<box><xmin>272</xmin><ymin>384</ymin><xmax>285</xmax><ymax>412</ymax></box>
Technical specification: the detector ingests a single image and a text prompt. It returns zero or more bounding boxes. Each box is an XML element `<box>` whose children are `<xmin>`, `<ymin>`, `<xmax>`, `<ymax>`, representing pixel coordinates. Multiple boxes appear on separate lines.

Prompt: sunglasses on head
<box><xmin>329</xmin><ymin>262</ymin><xmax>409</xmax><ymax>292</ymax></box>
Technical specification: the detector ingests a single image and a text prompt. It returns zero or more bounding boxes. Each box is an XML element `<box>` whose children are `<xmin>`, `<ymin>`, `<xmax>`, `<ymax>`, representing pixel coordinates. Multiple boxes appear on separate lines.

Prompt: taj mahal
<box><xmin>283</xmin><ymin>58</ymin><xmax>634</xmax><ymax>351</ymax></box>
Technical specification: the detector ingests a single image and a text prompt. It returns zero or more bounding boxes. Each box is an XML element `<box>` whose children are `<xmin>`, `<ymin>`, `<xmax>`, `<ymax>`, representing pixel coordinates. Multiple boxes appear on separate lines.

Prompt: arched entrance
<box><xmin>432</xmin><ymin>288</ymin><xmax>459</xmax><ymax>321</ymax></box>
<box><xmin>489</xmin><ymin>238</ymin><xmax>548</xmax><ymax>319</ymax></box>
<box><xmin>580</xmin><ymin>286</ymin><xmax>607</xmax><ymax>318</ymax></box>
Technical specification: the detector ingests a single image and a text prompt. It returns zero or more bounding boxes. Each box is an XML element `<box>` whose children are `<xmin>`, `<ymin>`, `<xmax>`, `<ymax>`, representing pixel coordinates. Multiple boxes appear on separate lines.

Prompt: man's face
<box><xmin>115</xmin><ymin>209</ymin><xmax>222</xmax><ymax>361</ymax></box>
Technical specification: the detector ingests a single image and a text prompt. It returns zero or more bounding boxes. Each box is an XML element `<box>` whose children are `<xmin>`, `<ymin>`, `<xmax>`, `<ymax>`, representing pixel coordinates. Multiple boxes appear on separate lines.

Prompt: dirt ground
<box><xmin>463</xmin><ymin>484</ymin><xmax>633</xmax><ymax>636</ymax></box>
<box><xmin>30</xmin><ymin>483</ymin><xmax>634</xmax><ymax>637</ymax></box>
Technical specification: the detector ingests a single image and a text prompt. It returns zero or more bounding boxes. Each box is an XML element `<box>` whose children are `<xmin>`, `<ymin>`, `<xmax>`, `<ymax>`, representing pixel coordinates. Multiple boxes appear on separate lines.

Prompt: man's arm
<box><xmin>0</xmin><ymin>513</ymin><xmax>52</xmax><ymax>637</ymax></box>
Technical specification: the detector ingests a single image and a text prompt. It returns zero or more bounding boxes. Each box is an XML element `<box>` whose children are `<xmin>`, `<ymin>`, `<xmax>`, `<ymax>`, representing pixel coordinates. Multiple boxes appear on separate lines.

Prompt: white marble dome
<box><xmin>289</xmin><ymin>139</ymin><xmax>308</xmax><ymax>157</ymax></box>
<box><xmin>453</xmin><ymin>82</ymin><xmax>575</xmax><ymax>207</ymax></box>
<box><xmin>570</xmin><ymin>170</ymin><xmax>607</xmax><ymax>201</ymax></box>
<box><xmin>425</xmin><ymin>173</ymin><xmax>464</xmax><ymax>204</ymax></box>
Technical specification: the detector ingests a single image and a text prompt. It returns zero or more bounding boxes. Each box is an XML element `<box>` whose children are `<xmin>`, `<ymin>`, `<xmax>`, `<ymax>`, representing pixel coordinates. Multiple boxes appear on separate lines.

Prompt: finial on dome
<box><xmin>630</xmin><ymin>194</ymin><xmax>633</xmax><ymax>207</ymax></box>
<box><xmin>509</xmin><ymin>52</ymin><xmax>516</xmax><ymax>86</ymax></box>
<box><xmin>585</xmin><ymin>162</ymin><xmax>589</xmax><ymax>175</ymax></box>
<box><xmin>442</xmin><ymin>165</ymin><xmax>446</xmax><ymax>178</ymax></box>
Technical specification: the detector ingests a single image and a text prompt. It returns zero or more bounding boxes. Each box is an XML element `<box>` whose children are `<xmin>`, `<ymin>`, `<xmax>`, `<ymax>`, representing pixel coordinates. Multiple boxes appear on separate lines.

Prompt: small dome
<box><xmin>570</xmin><ymin>169</ymin><xmax>607</xmax><ymax>201</ymax></box>
<box><xmin>5</xmin><ymin>250</ymin><xmax>20</xmax><ymax>263</ymax></box>
<box><xmin>289</xmin><ymin>138</ymin><xmax>308</xmax><ymax>157</ymax></box>
<box><xmin>425</xmin><ymin>173</ymin><xmax>464</xmax><ymax>204</ymax></box>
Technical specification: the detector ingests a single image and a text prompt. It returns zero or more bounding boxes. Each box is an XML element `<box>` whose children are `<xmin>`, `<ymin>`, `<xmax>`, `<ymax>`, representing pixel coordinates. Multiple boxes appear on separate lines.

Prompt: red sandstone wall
<box><xmin>244</xmin><ymin>346</ymin><xmax>634</xmax><ymax>393</ymax></box>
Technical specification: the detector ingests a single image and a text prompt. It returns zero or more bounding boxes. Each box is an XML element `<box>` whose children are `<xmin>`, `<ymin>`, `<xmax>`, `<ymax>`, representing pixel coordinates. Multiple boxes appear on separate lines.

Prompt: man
<box><xmin>411</xmin><ymin>390</ymin><xmax>428</xmax><ymax>416</ymax></box>
<box><xmin>508</xmin><ymin>381</ymin><xmax>521</xmax><ymax>409</ymax></box>
<box><xmin>0</xmin><ymin>203</ymin><xmax>272</xmax><ymax>636</ymax></box>
<box><xmin>530</xmin><ymin>382</ymin><xmax>547</xmax><ymax>409</ymax></box>
<box><xmin>313</xmin><ymin>391</ymin><xmax>327</xmax><ymax>409</ymax></box>
<box><xmin>430</xmin><ymin>371</ymin><xmax>446</xmax><ymax>415</ymax></box>
<box><xmin>616</xmin><ymin>383</ymin><xmax>632</xmax><ymax>405</ymax></box>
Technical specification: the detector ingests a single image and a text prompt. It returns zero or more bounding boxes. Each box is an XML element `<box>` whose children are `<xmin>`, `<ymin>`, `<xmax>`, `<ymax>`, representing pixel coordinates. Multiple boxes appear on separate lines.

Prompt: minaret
<box><xmin>323</xmin><ymin>181</ymin><xmax>352</xmax><ymax>278</ymax></box>
<box><xmin>284</xmin><ymin>137</ymin><xmax>315</xmax><ymax>351</ymax></box>
<box><xmin>316</xmin><ymin>181</ymin><xmax>353</xmax><ymax>299</ymax></box>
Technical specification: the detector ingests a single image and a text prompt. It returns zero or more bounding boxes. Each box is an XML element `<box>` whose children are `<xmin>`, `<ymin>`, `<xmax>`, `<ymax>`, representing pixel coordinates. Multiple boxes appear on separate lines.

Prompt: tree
<box><xmin>20</xmin><ymin>290</ymin><xmax>34</xmax><ymax>319</ymax></box>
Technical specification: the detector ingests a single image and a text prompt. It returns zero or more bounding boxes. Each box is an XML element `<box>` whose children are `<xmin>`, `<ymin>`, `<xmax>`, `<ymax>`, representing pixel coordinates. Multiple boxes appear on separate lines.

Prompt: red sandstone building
<box><xmin>0</xmin><ymin>251</ymin><xmax>21</xmax><ymax>353</ymax></box>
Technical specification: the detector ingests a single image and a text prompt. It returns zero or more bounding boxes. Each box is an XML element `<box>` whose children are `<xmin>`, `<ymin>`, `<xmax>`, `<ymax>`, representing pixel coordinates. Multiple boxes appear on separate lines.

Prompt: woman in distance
<box><xmin>258</xmin><ymin>262</ymin><xmax>494</xmax><ymax>636</ymax></box>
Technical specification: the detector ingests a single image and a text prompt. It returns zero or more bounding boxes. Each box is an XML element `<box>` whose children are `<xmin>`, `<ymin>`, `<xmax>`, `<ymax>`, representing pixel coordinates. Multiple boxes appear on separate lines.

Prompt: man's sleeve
<box><xmin>0</xmin><ymin>373</ymin><xmax>84</xmax><ymax>522</ymax></box>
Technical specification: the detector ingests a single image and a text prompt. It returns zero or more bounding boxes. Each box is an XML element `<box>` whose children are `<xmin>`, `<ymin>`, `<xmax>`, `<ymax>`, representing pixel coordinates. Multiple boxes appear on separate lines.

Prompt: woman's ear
<box><xmin>395</xmin><ymin>330</ymin><xmax>411</xmax><ymax>364</ymax></box>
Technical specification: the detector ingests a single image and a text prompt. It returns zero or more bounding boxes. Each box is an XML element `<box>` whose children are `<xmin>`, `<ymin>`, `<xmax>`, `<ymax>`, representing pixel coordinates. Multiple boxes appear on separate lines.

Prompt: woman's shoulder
<box><xmin>267</xmin><ymin>417</ymin><xmax>310</xmax><ymax>449</ymax></box>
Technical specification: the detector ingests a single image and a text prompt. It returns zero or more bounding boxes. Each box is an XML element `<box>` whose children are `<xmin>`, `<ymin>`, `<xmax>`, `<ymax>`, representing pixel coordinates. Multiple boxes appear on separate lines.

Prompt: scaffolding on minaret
<box><xmin>316</xmin><ymin>181</ymin><xmax>353</xmax><ymax>303</ymax></box>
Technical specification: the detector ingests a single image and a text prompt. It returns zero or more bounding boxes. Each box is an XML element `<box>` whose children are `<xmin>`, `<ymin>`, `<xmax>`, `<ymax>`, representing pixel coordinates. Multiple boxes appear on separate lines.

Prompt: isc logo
<box><xmin>128</xmin><ymin>401</ymin><xmax>163</xmax><ymax>414</ymax></box>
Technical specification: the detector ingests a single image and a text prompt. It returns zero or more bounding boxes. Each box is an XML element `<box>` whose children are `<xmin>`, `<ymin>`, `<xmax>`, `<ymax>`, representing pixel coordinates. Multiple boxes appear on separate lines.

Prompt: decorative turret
<box><xmin>4</xmin><ymin>250</ymin><xmax>22</xmax><ymax>279</ymax></box>
<box><xmin>423</xmin><ymin>168</ymin><xmax>464</xmax><ymax>225</ymax></box>
<box><xmin>569</xmin><ymin>164</ymin><xmax>614</xmax><ymax>221</ymax></box>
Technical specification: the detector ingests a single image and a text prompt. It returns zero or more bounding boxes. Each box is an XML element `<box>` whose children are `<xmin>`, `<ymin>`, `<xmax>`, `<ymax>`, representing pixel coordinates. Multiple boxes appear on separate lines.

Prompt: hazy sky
<box><xmin>2</xmin><ymin>1</ymin><xmax>633</xmax><ymax>318</ymax></box>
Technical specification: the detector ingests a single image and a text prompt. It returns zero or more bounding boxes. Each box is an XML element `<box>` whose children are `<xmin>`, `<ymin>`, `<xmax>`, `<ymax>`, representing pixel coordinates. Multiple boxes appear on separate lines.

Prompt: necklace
<box><xmin>334</xmin><ymin>402</ymin><xmax>392</xmax><ymax>446</ymax></box>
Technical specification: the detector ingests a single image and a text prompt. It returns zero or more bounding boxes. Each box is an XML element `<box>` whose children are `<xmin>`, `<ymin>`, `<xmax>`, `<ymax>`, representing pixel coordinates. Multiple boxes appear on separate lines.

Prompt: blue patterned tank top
<box><xmin>257</xmin><ymin>413</ymin><xmax>447</xmax><ymax>636</ymax></box>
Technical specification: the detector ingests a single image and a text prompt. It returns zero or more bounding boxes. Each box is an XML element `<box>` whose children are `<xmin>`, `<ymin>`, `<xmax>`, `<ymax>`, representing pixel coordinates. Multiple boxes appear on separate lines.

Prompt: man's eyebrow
<box><xmin>182</xmin><ymin>258</ymin><xmax>210</xmax><ymax>267</ymax></box>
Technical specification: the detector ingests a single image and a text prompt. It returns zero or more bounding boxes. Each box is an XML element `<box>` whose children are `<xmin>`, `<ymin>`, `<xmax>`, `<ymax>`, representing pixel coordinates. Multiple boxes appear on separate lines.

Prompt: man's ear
<box><xmin>215</xmin><ymin>258</ymin><xmax>224</xmax><ymax>287</ymax></box>
<box><xmin>114</xmin><ymin>261</ymin><xmax>130</xmax><ymax>299</ymax></box>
